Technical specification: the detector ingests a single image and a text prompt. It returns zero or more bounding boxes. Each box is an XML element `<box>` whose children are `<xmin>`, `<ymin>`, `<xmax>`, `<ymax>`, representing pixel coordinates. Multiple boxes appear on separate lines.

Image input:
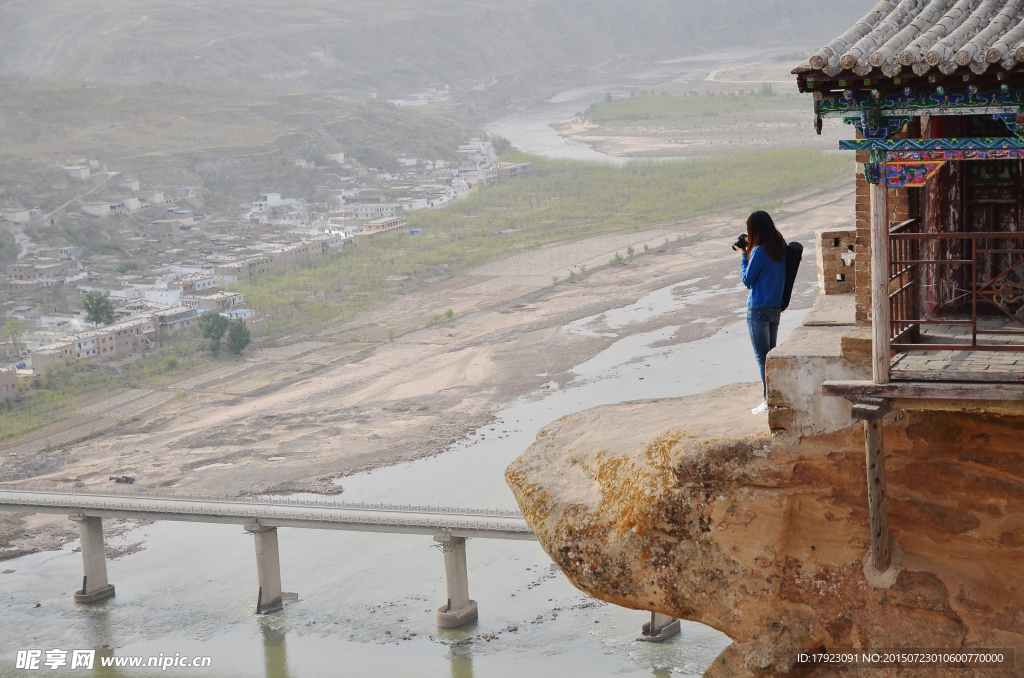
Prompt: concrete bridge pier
<box><xmin>434</xmin><ymin>534</ymin><xmax>478</xmax><ymax>628</ymax></box>
<box><xmin>70</xmin><ymin>515</ymin><xmax>115</xmax><ymax>604</ymax></box>
<box><xmin>245</xmin><ymin>523</ymin><xmax>283</xmax><ymax>614</ymax></box>
<box><xmin>639</xmin><ymin>612</ymin><xmax>680</xmax><ymax>642</ymax></box>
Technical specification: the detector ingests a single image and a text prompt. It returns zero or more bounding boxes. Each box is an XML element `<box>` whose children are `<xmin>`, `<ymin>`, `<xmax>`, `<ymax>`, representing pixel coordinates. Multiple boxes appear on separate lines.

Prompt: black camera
<box><xmin>733</xmin><ymin>233</ymin><xmax>748</xmax><ymax>252</ymax></box>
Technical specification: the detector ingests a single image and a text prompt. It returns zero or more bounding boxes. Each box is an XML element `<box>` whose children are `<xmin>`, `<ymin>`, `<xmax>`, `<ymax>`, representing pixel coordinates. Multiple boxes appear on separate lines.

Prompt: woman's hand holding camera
<box><xmin>732</xmin><ymin>233</ymin><xmax>748</xmax><ymax>252</ymax></box>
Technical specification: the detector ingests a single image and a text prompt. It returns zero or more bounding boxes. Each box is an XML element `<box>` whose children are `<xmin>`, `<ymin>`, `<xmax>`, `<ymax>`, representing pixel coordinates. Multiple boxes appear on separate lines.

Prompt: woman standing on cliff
<box><xmin>735</xmin><ymin>211</ymin><xmax>787</xmax><ymax>416</ymax></box>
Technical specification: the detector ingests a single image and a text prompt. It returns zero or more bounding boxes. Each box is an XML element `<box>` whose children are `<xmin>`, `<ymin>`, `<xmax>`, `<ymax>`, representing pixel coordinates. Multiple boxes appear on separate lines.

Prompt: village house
<box><xmin>214</xmin><ymin>254</ymin><xmax>273</xmax><ymax>285</ymax></box>
<box><xmin>353</xmin><ymin>204</ymin><xmax>399</xmax><ymax>220</ymax></box>
<box><xmin>169</xmin><ymin>273</ymin><xmax>218</xmax><ymax>295</ymax></box>
<box><xmin>142</xmin><ymin>286</ymin><xmax>182</xmax><ymax>305</ymax></box>
<box><xmin>6</xmin><ymin>258</ymin><xmax>75</xmax><ymax>288</ymax></box>
<box><xmin>495</xmin><ymin>162</ymin><xmax>536</xmax><ymax>180</ymax></box>
<box><xmin>269</xmin><ymin>241</ymin><xmax>322</xmax><ymax>267</ymax></box>
<box><xmin>71</xmin><ymin>333</ymin><xmax>100</xmax><ymax>360</ymax></box>
<box><xmin>318</xmin><ymin>232</ymin><xmax>347</xmax><ymax>253</ymax></box>
<box><xmin>37</xmin><ymin>247</ymin><xmax>79</xmax><ymax>260</ymax></box>
<box><xmin>0</xmin><ymin>367</ymin><xmax>18</xmax><ymax>397</ymax></box>
<box><xmin>151</xmin><ymin>306</ymin><xmax>198</xmax><ymax>334</ymax></box>
<box><xmin>360</xmin><ymin>215</ymin><xmax>407</xmax><ymax>235</ymax></box>
<box><xmin>30</xmin><ymin>340</ymin><xmax>76</xmax><ymax>370</ymax></box>
<box><xmin>180</xmin><ymin>291</ymin><xmax>245</xmax><ymax>312</ymax></box>
<box><xmin>226</xmin><ymin>308</ymin><xmax>255</xmax><ymax>325</ymax></box>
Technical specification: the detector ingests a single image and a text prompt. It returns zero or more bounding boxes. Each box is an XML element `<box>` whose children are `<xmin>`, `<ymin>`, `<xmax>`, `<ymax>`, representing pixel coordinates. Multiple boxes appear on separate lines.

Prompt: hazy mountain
<box><xmin>1</xmin><ymin>0</ymin><xmax>871</xmax><ymax>93</ymax></box>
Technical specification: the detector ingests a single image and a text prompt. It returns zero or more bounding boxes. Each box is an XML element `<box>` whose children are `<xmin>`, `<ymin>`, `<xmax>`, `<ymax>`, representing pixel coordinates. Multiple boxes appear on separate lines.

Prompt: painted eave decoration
<box><xmin>886</xmin><ymin>160</ymin><xmax>946</xmax><ymax>186</ymax></box>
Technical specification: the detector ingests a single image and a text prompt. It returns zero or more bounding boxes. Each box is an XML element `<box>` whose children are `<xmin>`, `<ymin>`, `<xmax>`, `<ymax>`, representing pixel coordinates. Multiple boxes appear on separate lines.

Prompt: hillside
<box><xmin>1</xmin><ymin>1</ymin><xmax>873</xmax><ymax>104</ymax></box>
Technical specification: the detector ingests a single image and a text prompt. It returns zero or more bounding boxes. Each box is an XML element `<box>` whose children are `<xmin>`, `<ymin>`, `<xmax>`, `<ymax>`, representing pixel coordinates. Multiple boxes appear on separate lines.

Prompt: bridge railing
<box><xmin>0</xmin><ymin>481</ymin><xmax>525</xmax><ymax>518</ymax></box>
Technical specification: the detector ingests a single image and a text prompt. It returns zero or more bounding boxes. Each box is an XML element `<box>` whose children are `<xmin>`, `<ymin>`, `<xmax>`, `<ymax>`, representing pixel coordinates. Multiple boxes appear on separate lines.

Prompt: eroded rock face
<box><xmin>506</xmin><ymin>384</ymin><xmax>1024</xmax><ymax>677</ymax></box>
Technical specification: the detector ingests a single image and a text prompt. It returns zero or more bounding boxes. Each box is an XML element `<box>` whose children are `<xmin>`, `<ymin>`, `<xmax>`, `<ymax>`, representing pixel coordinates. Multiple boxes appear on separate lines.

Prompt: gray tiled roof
<box><xmin>799</xmin><ymin>0</ymin><xmax>1024</xmax><ymax>77</ymax></box>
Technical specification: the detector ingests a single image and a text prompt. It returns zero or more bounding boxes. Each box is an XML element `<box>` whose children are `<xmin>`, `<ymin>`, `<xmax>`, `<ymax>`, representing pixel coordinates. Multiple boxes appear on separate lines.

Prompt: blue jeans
<box><xmin>747</xmin><ymin>307</ymin><xmax>780</xmax><ymax>400</ymax></box>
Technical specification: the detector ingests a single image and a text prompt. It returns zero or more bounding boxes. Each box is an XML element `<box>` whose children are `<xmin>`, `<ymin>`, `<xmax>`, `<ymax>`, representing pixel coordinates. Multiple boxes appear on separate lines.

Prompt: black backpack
<box><xmin>781</xmin><ymin>242</ymin><xmax>803</xmax><ymax>312</ymax></box>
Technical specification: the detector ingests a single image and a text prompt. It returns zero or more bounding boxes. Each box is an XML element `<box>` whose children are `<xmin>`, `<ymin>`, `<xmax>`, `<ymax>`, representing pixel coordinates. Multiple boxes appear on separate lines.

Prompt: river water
<box><xmin>0</xmin><ymin>278</ymin><xmax>808</xmax><ymax>676</ymax></box>
<box><xmin>485</xmin><ymin>50</ymin><xmax>770</xmax><ymax>163</ymax></box>
<box><xmin>3</xmin><ymin>57</ymin><xmax>808</xmax><ymax>676</ymax></box>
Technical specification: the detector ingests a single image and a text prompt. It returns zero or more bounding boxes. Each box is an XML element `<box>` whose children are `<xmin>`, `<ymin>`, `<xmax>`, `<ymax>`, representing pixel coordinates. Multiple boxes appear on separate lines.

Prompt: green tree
<box><xmin>116</xmin><ymin>261</ymin><xmax>139</xmax><ymax>274</ymax></box>
<box><xmin>197</xmin><ymin>311</ymin><xmax>229</xmax><ymax>354</ymax></box>
<box><xmin>40</xmin><ymin>361</ymin><xmax>73</xmax><ymax>390</ymax></box>
<box><xmin>82</xmin><ymin>291</ymin><xmax>116</xmax><ymax>325</ymax></box>
<box><xmin>2</xmin><ymin>319</ymin><xmax>25</xmax><ymax>358</ymax></box>
<box><xmin>226</xmin><ymin>319</ymin><xmax>251</xmax><ymax>356</ymax></box>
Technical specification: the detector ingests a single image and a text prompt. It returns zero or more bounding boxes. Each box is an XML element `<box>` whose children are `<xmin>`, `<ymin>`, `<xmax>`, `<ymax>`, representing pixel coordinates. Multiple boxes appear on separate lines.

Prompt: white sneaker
<box><xmin>751</xmin><ymin>401</ymin><xmax>768</xmax><ymax>416</ymax></box>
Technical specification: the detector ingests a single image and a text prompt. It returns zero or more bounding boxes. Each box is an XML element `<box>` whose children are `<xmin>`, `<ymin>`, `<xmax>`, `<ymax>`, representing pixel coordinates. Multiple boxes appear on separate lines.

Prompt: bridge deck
<box><xmin>0</xmin><ymin>489</ymin><xmax>536</xmax><ymax>541</ymax></box>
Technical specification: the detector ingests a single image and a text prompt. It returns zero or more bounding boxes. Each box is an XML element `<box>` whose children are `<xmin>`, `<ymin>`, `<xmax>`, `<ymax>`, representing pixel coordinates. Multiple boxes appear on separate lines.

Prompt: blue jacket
<box><xmin>741</xmin><ymin>245</ymin><xmax>786</xmax><ymax>309</ymax></box>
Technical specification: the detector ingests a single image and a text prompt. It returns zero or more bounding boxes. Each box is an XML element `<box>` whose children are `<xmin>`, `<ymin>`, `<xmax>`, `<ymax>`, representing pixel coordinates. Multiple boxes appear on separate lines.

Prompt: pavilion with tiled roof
<box><xmin>793</xmin><ymin>0</ymin><xmax>1024</xmax><ymax>575</ymax></box>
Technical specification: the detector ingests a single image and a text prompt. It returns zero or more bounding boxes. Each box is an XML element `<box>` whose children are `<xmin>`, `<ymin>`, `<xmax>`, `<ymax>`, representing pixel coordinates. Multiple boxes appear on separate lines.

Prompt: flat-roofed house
<box><xmin>31</xmin><ymin>340</ymin><xmax>77</xmax><ymax>370</ymax></box>
<box><xmin>180</xmin><ymin>291</ymin><xmax>245</xmax><ymax>312</ymax></box>
<box><xmin>0</xmin><ymin>367</ymin><xmax>18</xmax><ymax>397</ymax></box>
<box><xmin>152</xmin><ymin>306</ymin><xmax>198</xmax><ymax>334</ymax></box>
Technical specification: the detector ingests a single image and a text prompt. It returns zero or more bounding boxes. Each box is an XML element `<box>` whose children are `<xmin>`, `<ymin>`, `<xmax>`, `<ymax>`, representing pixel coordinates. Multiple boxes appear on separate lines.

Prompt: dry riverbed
<box><xmin>0</xmin><ymin>183</ymin><xmax>853</xmax><ymax>556</ymax></box>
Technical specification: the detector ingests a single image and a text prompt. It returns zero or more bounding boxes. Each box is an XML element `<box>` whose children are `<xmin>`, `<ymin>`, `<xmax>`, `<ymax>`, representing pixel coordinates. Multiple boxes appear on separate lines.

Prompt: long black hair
<box><xmin>746</xmin><ymin>211</ymin><xmax>786</xmax><ymax>263</ymax></box>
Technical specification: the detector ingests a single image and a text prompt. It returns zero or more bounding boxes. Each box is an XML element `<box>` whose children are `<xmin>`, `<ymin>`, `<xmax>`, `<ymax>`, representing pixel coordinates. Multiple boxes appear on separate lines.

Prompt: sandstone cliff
<box><xmin>506</xmin><ymin>382</ymin><xmax>1024</xmax><ymax>677</ymax></box>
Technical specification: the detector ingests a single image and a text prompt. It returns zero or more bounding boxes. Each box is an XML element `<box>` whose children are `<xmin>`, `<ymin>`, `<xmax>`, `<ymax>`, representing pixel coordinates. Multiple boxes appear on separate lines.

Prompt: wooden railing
<box><xmin>888</xmin><ymin>227</ymin><xmax>1024</xmax><ymax>351</ymax></box>
<box><xmin>888</xmin><ymin>219</ymin><xmax>920</xmax><ymax>344</ymax></box>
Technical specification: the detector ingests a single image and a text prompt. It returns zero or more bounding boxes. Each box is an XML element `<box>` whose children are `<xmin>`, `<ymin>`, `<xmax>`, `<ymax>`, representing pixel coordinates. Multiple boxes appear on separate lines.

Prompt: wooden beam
<box><xmin>822</xmin><ymin>379</ymin><xmax>1024</xmax><ymax>400</ymax></box>
<box><xmin>871</xmin><ymin>182</ymin><xmax>892</xmax><ymax>385</ymax></box>
<box><xmin>864</xmin><ymin>419</ymin><xmax>891</xmax><ymax>572</ymax></box>
<box><xmin>851</xmin><ymin>397</ymin><xmax>891</xmax><ymax>421</ymax></box>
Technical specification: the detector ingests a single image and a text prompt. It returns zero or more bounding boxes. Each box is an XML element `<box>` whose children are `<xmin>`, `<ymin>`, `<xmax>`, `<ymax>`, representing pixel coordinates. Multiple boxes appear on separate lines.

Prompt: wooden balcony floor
<box><xmin>891</xmin><ymin>319</ymin><xmax>1024</xmax><ymax>383</ymax></box>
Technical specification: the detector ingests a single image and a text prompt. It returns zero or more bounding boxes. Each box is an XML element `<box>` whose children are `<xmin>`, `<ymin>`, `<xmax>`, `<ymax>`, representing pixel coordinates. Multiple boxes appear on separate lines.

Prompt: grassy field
<box><xmin>583</xmin><ymin>91</ymin><xmax>805</xmax><ymax>126</ymax></box>
<box><xmin>237</xmin><ymin>149</ymin><xmax>852</xmax><ymax>331</ymax></box>
<box><xmin>0</xmin><ymin>340</ymin><xmax>210</xmax><ymax>442</ymax></box>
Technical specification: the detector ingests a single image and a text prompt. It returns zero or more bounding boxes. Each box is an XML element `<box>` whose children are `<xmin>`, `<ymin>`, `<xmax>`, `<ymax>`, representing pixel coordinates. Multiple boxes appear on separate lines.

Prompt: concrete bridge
<box><xmin>0</xmin><ymin>488</ymin><xmax>680</xmax><ymax>639</ymax></box>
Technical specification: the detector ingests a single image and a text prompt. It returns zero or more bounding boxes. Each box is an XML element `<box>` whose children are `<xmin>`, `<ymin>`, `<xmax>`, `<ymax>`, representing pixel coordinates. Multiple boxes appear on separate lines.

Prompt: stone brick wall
<box><xmin>815</xmin><ymin>227</ymin><xmax>856</xmax><ymax>295</ymax></box>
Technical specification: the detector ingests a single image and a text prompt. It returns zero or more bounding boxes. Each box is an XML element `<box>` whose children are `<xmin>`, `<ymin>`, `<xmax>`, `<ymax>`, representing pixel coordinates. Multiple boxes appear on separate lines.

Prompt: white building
<box><xmin>353</xmin><ymin>204</ymin><xmax>399</xmax><ymax>220</ymax></box>
<box><xmin>316</xmin><ymin>233</ymin><xmax>347</xmax><ymax>253</ymax></box>
<box><xmin>142</xmin><ymin>287</ymin><xmax>182</xmax><ymax>305</ymax></box>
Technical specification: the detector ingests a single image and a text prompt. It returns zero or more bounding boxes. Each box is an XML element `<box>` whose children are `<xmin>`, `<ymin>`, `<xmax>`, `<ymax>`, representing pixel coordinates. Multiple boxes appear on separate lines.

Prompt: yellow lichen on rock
<box><xmin>506</xmin><ymin>383</ymin><xmax>1024</xmax><ymax>677</ymax></box>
